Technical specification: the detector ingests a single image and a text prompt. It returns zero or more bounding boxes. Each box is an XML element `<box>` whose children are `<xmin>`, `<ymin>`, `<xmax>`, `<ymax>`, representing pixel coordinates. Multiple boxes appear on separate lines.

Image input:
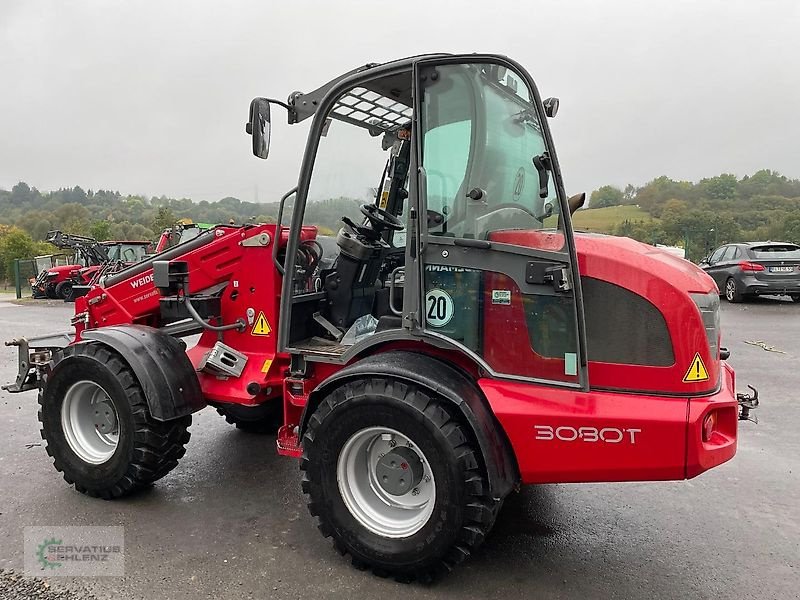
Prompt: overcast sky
<box><xmin>1</xmin><ymin>0</ymin><xmax>798</xmax><ymax>204</ymax></box>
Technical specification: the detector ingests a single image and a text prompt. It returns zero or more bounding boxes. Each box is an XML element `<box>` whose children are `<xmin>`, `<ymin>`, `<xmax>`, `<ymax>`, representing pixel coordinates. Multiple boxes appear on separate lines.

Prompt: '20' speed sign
<box><xmin>425</xmin><ymin>289</ymin><xmax>454</xmax><ymax>327</ymax></box>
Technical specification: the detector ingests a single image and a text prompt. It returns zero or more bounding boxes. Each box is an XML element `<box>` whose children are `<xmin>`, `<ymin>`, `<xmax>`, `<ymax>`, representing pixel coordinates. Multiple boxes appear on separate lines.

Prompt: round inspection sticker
<box><xmin>425</xmin><ymin>289</ymin><xmax>454</xmax><ymax>328</ymax></box>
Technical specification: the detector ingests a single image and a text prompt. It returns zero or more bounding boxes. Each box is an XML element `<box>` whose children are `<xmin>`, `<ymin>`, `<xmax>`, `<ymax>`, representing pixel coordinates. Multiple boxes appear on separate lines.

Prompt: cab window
<box><xmin>421</xmin><ymin>63</ymin><xmax>560</xmax><ymax>243</ymax></box>
<box><xmin>709</xmin><ymin>247</ymin><xmax>727</xmax><ymax>263</ymax></box>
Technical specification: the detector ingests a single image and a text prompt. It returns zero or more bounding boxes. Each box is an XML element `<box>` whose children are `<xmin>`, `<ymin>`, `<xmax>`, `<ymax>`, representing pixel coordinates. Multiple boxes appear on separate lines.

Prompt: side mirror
<box><xmin>246</xmin><ymin>98</ymin><xmax>271</xmax><ymax>159</ymax></box>
<box><xmin>700</xmin><ymin>256</ymin><xmax>710</xmax><ymax>265</ymax></box>
<box><xmin>543</xmin><ymin>97</ymin><xmax>559</xmax><ymax>118</ymax></box>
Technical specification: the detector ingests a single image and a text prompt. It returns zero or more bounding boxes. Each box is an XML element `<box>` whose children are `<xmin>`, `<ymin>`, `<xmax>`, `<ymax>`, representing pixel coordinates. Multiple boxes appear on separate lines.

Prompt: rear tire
<box><xmin>791</xmin><ymin>295</ymin><xmax>800</xmax><ymax>303</ymax></box>
<box><xmin>725</xmin><ymin>277</ymin><xmax>744</xmax><ymax>303</ymax></box>
<box><xmin>301</xmin><ymin>378</ymin><xmax>496</xmax><ymax>582</ymax></box>
<box><xmin>38</xmin><ymin>343</ymin><xmax>191</xmax><ymax>499</ymax></box>
<box><xmin>215</xmin><ymin>401</ymin><xmax>282</xmax><ymax>434</ymax></box>
<box><xmin>55</xmin><ymin>280</ymin><xmax>74</xmax><ymax>301</ymax></box>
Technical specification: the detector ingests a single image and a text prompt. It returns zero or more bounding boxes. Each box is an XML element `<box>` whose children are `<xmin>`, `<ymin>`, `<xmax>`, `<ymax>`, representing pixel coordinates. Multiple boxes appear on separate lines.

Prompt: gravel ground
<box><xmin>0</xmin><ymin>570</ymin><xmax>98</xmax><ymax>600</ymax></box>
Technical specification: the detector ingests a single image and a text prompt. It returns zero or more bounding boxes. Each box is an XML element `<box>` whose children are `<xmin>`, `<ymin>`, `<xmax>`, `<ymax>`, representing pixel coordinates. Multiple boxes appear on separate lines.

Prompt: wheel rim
<box><xmin>726</xmin><ymin>280</ymin><xmax>735</xmax><ymax>300</ymax></box>
<box><xmin>337</xmin><ymin>427</ymin><xmax>436</xmax><ymax>538</ymax></box>
<box><xmin>61</xmin><ymin>381</ymin><xmax>120</xmax><ymax>465</ymax></box>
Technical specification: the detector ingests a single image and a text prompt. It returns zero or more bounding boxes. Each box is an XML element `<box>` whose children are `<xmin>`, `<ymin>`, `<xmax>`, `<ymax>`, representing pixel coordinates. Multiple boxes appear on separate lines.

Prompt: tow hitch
<box><xmin>737</xmin><ymin>385</ymin><xmax>759</xmax><ymax>423</ymax></box>
<box><xmin>2</xmin><ymin>332</ymin><xmax>74</xmax><ymax>393</ymax></box>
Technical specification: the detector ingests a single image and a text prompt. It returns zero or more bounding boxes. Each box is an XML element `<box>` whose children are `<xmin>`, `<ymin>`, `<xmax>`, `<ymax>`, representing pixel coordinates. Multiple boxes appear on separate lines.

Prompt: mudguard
<box><xmin>303</xmin><ymin>350</ymin><xmax>519</xmax><ymax>500</ymax></box>
<box><xmin>81</xmin><ymin>325</ymin><xmax>204</xmax><ymax>421</ymax></box>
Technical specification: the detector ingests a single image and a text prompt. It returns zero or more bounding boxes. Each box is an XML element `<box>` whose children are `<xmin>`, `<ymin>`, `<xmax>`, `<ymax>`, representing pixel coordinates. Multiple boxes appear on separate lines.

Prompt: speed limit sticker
<box><xmin>425</xmin><ymin>289</ymin><xmax>454</xmax><ymax>327</ymax></box>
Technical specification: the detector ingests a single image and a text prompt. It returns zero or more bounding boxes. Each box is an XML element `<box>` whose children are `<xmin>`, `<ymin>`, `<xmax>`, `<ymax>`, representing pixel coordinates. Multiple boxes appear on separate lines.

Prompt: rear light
<box><xmin>738</xmin><ymin>261</ymin><xmax>765</xmax><ymax>273</ymax></box>
<box><xmin>690</xmin><ymin>292</ymin><xmax>720</xmax><ymax>359</ymax></box>
<box><xmin>702</xmin><ymin>411</ymin><xmax>718</xmax><ymax>442</ymax></box>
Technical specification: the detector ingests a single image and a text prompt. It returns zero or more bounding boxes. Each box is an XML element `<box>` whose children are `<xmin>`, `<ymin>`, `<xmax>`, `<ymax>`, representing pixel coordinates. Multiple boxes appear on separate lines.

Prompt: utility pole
<box><xmin>14</xmin><ymin>259</ymin><xmax>22</xmax><ymax>299</ymax></box>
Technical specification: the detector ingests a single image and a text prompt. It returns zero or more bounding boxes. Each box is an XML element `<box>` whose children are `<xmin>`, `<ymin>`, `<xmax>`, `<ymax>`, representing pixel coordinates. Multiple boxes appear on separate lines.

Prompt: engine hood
<box><xmin>47</xmin><ymin>264</ymin><xmax>81</xmax><ymax>275</ymax></box>
<box><xmin>575</xmin><ymin>232</ymin><xmax>716</xmax><ymax>295</ymax></box>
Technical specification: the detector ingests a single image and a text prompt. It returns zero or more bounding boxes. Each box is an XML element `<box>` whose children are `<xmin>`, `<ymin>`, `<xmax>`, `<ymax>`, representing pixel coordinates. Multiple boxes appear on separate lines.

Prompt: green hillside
<box><xmin>572</xmin><ymin>205</ymin><xmax>652</xmax><ymax>234</ymax></box>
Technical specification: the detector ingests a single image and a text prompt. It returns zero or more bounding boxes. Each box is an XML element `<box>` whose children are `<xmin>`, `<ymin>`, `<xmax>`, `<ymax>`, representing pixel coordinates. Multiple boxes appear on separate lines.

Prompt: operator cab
<box><xmin>252</xmin><ymin>55</ymin><xmax>584</xmax><ymax>387</ymax></box>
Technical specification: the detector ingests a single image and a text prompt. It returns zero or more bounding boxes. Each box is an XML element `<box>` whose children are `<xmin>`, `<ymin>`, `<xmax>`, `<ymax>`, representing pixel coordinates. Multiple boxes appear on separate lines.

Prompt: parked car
<box><xmin>699</xmin><ymin>242</ymin><xmax>800</xmax><ymax>303</ymax></box>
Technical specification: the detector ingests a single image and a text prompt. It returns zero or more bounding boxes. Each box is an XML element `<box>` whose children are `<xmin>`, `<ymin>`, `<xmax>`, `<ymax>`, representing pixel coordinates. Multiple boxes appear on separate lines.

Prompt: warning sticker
<box><xmin>683</xmin><ymin>353</ymin><xmax>709</xmax><ymax>383</ymax></box>
<box><xmin>260</xmin><ymin>358</ymin><xmax>273</xmax><ymax>373</ymax></box>
<box><xmin>251</xmin><ymin>311</ymin><xmax>272</xmax><ymax>336</ymax></box>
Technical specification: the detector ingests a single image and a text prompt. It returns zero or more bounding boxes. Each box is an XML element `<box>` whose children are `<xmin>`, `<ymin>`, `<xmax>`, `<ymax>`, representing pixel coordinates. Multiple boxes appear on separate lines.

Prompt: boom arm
<box><xmin>46</xmin><ymin>230</ymin><xmax>109</xmax><ymax>265</ymax></box>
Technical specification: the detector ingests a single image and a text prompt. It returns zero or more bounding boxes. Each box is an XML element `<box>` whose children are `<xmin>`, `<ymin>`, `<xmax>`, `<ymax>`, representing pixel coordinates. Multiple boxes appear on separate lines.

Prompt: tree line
<box><xmin>0</xmin><ymin>182</ymin><xmax>363</xmax><ymax>281</ymax></box>
<box><xmin>588</xmin><ymin>169</ymin><xmax>800</xmax><ymax>261</ymax></box>
<box><xmin>2</xmin><ymin>168</ymin><xmax>799</xmax><ymax>281</ymax></box>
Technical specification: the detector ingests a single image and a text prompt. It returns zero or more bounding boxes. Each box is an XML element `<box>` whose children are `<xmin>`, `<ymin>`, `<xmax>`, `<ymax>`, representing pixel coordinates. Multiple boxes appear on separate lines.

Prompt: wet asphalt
<box><xmin>0</xmin><ymin>297</ymin><xmax>797</xmax><ymax>599</ymax></box>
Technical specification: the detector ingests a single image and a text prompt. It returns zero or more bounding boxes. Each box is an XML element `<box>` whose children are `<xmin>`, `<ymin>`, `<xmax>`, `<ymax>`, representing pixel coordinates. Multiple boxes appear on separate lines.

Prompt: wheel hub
<box><xmin>93</xmin><ymin>401</ymin><xmax>117</xmax><ymax>434</ymax></box>
<box><xmin>337</xmin><ymin>427</ymin><xmax>436</xmax><ymax>538</ymax></box>
<box><xmin>61</xmin><ymin>380</ymin><xmax>120</xmax><ymax>465</ymax></box>
<box><xmin>374</xmin><ymin>446</ymin><xmax>424</xmax><ymax>496</ymax></box>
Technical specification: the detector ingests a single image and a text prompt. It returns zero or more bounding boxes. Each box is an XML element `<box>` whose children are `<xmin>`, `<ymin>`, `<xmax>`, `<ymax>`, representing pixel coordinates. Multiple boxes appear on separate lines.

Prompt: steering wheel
<box><xmin>360</xmin><ymin>203</ymin><xmax>404</xmax><ymax>232</ymax></box>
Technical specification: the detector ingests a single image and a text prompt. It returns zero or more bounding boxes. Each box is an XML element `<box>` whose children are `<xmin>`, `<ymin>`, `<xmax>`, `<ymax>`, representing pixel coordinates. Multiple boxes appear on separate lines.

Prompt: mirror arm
<box><xmin>263</xmin><ymin>98</ymin><xmax>292</xmax><ymax>112</ymax></box>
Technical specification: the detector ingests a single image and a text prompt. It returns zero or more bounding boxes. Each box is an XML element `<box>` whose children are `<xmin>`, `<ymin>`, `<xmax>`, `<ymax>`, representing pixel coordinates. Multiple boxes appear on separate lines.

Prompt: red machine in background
<box><xmin>31</xmin><ymin>230</ymin><xmax>151</xmax><ymax>300</ymax></box>
<box><xmin>153</xmin><ymin>222</ymin><xmax>213</xmax><ymax>254</ymax></box>
<box><xmin>5</xmin><ymin>54</ymin><xmax>758</xmax><ymax>581</ymax></box>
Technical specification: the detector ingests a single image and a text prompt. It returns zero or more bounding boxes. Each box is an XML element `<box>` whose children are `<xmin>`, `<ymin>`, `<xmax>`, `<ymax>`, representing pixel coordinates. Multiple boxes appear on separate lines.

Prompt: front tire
<box><xmin>791</xmin><ymin>295</ymin><xmax>800</xmax><ymax>303</ymax></box>
<box><xmin>55</xmin><ymin>280</ymin><xmax>74</xmax><ymax>300</ymax></box>
<box><xmin>45</xmin><ymin>282</ymin><xmax>58</xmax><ymax>299</ymax></box>
<box><xmin>725</xmin><ymin>277</ymin><xmax>744</xmax><ymax>303</ymax></box>
<box><xmin>38</xmin><ymin>343</ymin><xmax>191</xmax><ymax>499</ymax></box>
<box><xmin>301</xmin><ymin>378</ymin><xmax>495</xmax><ymax>581</ymax></box>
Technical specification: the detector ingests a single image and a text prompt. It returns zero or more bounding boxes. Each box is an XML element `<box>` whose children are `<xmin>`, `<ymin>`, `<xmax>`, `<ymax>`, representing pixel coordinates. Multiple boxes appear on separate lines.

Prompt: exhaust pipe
<box><xmin>568</xmin><ymin>192</ymin><xmax>586</xmax><ymax>215</ymax></box>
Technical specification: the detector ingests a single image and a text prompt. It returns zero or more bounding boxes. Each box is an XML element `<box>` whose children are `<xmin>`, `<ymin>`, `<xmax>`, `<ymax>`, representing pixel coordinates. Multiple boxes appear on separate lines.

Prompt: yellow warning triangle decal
<box><xmin>683</xmin><ymin>353</ymin><xmax>709</xmax><ymax>383</ymax></box>
<box><xmin>251</xmin><ymin>311</ymin><xmax>272</xmax><ymax>336</ymax></box>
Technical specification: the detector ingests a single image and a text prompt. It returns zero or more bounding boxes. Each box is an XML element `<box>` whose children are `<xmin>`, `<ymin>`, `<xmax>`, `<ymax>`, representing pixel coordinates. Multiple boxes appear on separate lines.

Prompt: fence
<box><xmin>12</xmin><ymin>254</ymin><xmax>75</xmax><ymax>299</ymax></box>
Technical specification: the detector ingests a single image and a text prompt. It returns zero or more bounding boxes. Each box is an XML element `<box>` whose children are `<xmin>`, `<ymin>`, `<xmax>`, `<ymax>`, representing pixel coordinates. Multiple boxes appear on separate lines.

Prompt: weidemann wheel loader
<box><xmin>5</xmin><ymin>53</ymin><xmax>758</xmax><ymax>581</ymax></box>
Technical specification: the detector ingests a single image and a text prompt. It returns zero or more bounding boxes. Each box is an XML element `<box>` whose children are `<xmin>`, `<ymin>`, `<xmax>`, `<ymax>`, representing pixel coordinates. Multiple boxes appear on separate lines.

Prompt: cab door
<box><xmin>411</xmin><ymin>56</ymin><xmax>586</xmax><ymax>388</ymax></box>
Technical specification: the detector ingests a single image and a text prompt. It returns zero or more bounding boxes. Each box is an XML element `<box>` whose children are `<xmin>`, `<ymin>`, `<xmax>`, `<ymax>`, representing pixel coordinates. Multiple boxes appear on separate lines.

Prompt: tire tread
<box><xmin>38</xmin><ymin>343</ymin><xmax>191</xmax><ymax>499</ymax></box>
<box><xmin>300</xmin><ymin>377</ymin><xmax>497</xmax><ymax>582</ymax></box>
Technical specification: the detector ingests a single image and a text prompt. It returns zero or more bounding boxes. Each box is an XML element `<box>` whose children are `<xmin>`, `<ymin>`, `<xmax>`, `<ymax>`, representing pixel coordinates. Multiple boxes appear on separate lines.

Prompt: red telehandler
<box><xmin>4</xmin><ymin>54</ymin><xmax>758</xmax><ymax>581</ymax></box>
<box><xmin>31</xmin><ymin>230</ymin><xmax>151</xmax><ymax>301</ymax></box>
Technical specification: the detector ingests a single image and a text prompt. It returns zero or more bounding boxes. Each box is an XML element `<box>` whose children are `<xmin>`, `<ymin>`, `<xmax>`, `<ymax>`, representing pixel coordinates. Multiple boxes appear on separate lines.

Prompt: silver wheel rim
<box><xmin>337</xmin><ymin>427</ymin><xmax>436</xmax><ymax>538</ymax></box>
<box><xmin>726</xmin><ymin>280</ymin><xmax>735</xmax><ymax>300</ymax></box>
<box><xmin>60</xmin><ymin>381</ymin><xmax>119</xmax><ymax>465</ymax></box>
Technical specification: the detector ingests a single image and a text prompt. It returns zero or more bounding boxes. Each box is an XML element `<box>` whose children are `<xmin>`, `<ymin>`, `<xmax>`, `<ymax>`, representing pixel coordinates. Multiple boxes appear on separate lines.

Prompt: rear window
<box><xmin>750</xmin><ymin>245</ymin><xmax>800</xmax><ymax>259</ymax></box>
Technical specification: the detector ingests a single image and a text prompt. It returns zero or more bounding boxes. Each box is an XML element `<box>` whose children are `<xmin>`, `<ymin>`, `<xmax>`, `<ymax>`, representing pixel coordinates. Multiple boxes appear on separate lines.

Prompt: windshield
<box><xmin>106</xmin><ymin>243</ymin><xmax>148</xmax><ymax>263</ymax></box>
<box><xmin>420</xmin><ymin>63</ymin><xmax>558</xmax><ymax>241</ymax></box>
<box><xmin>750</xmin><ymin>245</ymin><xmax>800</xmax><ymax>259</ymax></box>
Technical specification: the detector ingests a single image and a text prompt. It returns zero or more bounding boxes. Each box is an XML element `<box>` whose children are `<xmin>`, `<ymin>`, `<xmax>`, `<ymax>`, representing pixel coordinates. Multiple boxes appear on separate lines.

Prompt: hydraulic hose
<box><xmin>183</xmin><ymin>296</ymin><xmax>245</xmax><ymax>332</ymax></box>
